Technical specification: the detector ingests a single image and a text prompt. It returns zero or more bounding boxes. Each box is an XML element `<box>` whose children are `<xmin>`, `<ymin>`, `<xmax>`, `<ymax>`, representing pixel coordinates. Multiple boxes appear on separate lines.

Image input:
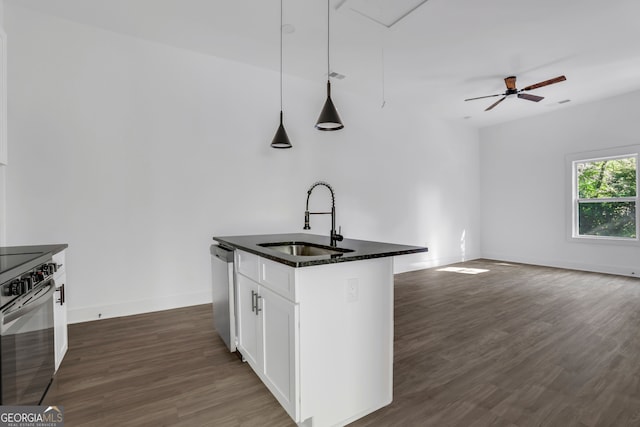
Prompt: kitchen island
<box><xmin>212</xmin><ymin>233</ymin><xmax>427</xmax><ymax>427</ymax></box>
<box><xmin>213</xmin><ymin>233</ymin><xmax>427</xmax><ymax>268</ymax></box>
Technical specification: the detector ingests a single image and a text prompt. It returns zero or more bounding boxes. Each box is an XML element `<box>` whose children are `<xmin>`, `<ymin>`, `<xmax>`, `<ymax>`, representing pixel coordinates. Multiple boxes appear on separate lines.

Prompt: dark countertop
<box><xmin>0</xmin><ymin>244</ymin><xmax>68</xmax><ymax>284</ymax></box>
<box><xmin>212</xmin><ymin>233</ymin><xmax>428</xmax><ymax>268</ymax></box>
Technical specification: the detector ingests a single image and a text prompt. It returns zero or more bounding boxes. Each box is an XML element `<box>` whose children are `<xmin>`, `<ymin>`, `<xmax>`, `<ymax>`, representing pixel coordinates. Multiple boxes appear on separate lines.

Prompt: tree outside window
<box><xmin>574</xmin><ymin>155</ymin><xmax>637</xmax><ymax>239</ymax></box>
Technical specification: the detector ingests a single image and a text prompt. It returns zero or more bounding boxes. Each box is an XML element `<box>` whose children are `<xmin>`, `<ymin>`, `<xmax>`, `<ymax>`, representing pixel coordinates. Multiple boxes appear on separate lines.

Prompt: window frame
<box><xmin>567</xmin><ymin>146</ymin><xmax>639</xmax><ymax>244</ymax></box>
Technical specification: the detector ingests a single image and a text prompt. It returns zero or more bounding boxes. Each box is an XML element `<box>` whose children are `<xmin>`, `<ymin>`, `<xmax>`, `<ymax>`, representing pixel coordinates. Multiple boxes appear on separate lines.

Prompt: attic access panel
<box><xmin>337</xmin><ymin>0</ymin><xmax>430</xmax><ymax>28</ymax></box>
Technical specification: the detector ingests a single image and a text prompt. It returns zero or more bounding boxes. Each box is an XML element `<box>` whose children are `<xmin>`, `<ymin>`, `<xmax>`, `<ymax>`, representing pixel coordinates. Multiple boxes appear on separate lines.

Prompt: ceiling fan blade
<box><xmin>485</xmin><ymin>96</ymin><xmax>506</xmax><ymax>111</ymax></box>
<box><xmin>464</xmin><ymin>93</ymin><xmax>503</xmax><ymax>101</ymax></box>
<box><xmin>518</xmin><ymin>93</ymin><xmax>544</xmax><ymax>102</ymax></box>
<box><xmin>504</xmin><ymin>76</ymin><xmax>517</xmax><ymax>90</ymax></box>
<box><xmin>521</xmin><ymin>75</ymin><xmax>566</xmax><ymax>91</ymax></box>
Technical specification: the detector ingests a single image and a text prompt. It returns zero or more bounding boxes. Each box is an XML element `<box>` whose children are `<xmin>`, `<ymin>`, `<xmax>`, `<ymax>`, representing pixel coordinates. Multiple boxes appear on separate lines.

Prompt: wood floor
<box><xmin>44</xmin><ymin>260</ymin><xmax>640</xmax><ymax>426</ymax></box>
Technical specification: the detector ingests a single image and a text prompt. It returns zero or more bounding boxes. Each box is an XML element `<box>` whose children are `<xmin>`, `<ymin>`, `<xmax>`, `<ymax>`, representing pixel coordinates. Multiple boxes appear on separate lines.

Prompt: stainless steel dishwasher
<box><xmin>210</xmin><ymin>244</ymin><xmax>236</xmax><ymax>352</ymax></box>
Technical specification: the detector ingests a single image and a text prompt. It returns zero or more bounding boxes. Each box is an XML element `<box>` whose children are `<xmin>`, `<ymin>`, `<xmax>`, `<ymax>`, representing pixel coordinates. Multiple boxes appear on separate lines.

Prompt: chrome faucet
<box><xmin>304</xmin><ymin>181</ymin><xmax>343</xmax><ymax>246</ymax></box>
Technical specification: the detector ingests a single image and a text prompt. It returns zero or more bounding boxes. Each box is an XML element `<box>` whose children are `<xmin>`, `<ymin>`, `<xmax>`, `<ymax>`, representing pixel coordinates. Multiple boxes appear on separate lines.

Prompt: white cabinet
<box><xmin>259</xmin><ymin>285</ymin><xmax>298</xmax><ymax>418</ymax></box>
<box><xmin>236</xmin><ymin>250</ymin><xmax>260</xmax><ymax>282</ymax></box>
<box><xmin>236</xmin><ymin>260</ymin><xmax>299</xmax><ymax>420</ymax></box>
<box><xmin>52</xmin><ymin>250</ymin><xmax>68</xmax><ymax>371</ymax></box>
<box><xmin>259</xmin><ymin>257</ymin><xmax>295</xmax><ymax>300</ymax></box>
<box><xmin>236</xmin><ymin>274</ymin><xmax>260</xmax><ymax>367</ymax></box>
<box><xmin>235</xmin><ymin>249</ymin><xmax>393</xmax><ymax>427</ymax></box>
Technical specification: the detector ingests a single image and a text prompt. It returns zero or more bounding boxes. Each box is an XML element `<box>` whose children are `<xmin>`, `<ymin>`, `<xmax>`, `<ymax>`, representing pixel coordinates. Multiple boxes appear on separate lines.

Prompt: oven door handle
<box><xmin>1</xmin><ymin>281</ymin><xmax>55</xmax><ymax>325</ymax></box>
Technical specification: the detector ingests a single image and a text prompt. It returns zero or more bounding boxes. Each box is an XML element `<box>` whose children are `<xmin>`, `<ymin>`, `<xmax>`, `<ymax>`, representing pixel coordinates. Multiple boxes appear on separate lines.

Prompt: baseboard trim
<box><xmin>480</xmin><ymin>253</ymin><xmax>639</xmax><ymax>278</ymax></box>
<box><xmin>74</xmin><ymin>252</ymin><xmax>626</xmax><ymax>324</ymax></box>
<box><xmin>68</xmin><ymin>290</ymin><xmax>212</xmax><ymax>324</ymax></box>
<box><xmin>393</xmin><ymin>252</ymin><xmax>482</xmax><ymax>274</ymax></box>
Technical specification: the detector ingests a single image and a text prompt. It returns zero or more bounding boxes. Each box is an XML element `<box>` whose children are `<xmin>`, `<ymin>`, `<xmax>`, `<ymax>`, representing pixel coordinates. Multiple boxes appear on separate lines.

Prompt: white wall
<box><xmin>4</xmin><ymin>4</ymin><xmax>480</xmax><ymax>323</ymax></box>
<box><xmin>0</xmin><ymin>167</ymin><xmax>4</xmax><ymax>246</ymax></box>
<box><xmin>480</xmin><ymin>91</ymin><xmax>640</xmax><ymax>277</ymax></box>
<box><xmin>0</xmin><ymin>0</ymin><xmax>6</xmax><ymax>245</ymax></box>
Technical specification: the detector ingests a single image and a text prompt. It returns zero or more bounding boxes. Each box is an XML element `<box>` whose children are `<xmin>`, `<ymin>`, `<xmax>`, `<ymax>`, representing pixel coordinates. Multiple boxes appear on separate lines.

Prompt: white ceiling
<box><xmin>12</xmin><ymin>0</ymin><xmax>640</xmax><ymax>128</ymax></box>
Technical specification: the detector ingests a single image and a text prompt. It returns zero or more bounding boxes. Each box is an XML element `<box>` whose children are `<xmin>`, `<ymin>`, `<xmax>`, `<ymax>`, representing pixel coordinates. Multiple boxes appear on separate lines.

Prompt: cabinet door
<box><xmin>236</xmin><ymin>275</ymin><xmax>260</xmax><ymax>368</ymax></box>
<box><xmin>53</xmin><ymin>283</ymin><xmax>68</xmax><ymax>371</ymax></box>
<box><xmin>260</xmin><ymin>286</ymin><xmax>298</xmax><ymax>420</ymax></box>
<box><xmin>52</xmin><ymin>250</ymin><xmax>68</xmax><ymax>372</ymax></box>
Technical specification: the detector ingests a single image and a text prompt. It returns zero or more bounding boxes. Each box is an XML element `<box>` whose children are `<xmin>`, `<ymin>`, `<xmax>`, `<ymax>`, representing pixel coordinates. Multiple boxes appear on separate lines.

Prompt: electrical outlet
<box><xmin>346</xmin><ymin>278</ymin><xmax>359</xmax><ymax>303</ymax></box>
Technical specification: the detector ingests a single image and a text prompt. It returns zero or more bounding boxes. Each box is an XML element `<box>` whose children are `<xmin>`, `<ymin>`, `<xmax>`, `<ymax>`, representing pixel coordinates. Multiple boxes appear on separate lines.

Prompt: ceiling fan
<box><xmin>464</xmin><ymin>75</ymin><xmax>567</xmax><ymax>111</ymax></box>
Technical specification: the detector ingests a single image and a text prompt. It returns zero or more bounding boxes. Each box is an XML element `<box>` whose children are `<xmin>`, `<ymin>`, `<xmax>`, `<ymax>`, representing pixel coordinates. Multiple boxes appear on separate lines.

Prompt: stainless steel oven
<box><xmin>1</xmin><ymin>258</ymin><xmax>57</xmax><ymax>405</ymax></box>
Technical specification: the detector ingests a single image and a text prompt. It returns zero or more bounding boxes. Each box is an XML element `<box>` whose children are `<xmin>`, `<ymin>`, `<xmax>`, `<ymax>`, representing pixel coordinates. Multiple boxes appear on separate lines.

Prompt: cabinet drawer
<box><xmin>236</xmin><ymin>250</ymin><xmax>260</xmax><ymax>282</ymax></box>
<box><xmin>260</xmin><ymin>257</ymin><xmax>295</xmax><ymax>301</ymax></box>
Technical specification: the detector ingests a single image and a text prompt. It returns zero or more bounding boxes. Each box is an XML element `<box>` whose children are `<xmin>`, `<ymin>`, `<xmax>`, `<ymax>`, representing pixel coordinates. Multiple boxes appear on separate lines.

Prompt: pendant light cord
<box><xmin>314</xmin><ymin>0</ymin><xmax>343</xmax><ymax>131</ymax></box>
<box><xmin>327</xmin><ymin>0</ymin><xmax>330</xmax><ymax>79</ymax></box>
<box><xmin>280</xmin><ymin>0</ymin><xmax>283</xmax><ymax>112</ymax></box>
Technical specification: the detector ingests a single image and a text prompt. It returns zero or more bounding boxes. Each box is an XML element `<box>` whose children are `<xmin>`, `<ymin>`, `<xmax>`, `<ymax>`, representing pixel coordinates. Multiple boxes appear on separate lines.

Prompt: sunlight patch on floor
<box><xmin>436</xmin><ymin>266</ymin><xmax>490</xmax><ymax>275</ymax></box>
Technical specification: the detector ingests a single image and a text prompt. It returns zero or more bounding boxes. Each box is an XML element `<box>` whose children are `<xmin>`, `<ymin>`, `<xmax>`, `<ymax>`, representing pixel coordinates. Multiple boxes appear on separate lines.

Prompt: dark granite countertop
<box><xmin>0</xmin><ymin>244</ymin><xmax>68</xmax><ymax>284</ymax></box>
<box><xmin>212</xmin><ymin>233</ymin><xmax>427</xmax><ymax>268</ymax></box>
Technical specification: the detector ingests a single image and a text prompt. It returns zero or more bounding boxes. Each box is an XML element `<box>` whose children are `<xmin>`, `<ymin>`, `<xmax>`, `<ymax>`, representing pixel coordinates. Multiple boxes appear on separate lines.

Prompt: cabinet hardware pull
<box><xmin>251</xmin><ymin>290</ymin><xmax>256</xmax><ymax>312</ymax></box>
<box><xmin>256</xmin><ymin>295</ymin><xmax>262</xmax><ymax>315</ymax></box>
<box><xmin>56</xmin><ymin>283</ymin><xmax>66</xmax><ymax>305</ymax></box>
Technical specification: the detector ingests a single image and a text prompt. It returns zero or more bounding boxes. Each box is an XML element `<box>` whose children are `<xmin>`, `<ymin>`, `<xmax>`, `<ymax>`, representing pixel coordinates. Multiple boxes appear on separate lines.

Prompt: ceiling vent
<box><xmin>337</xmin><ymin>0</ymin><xmax>430</xmax><ymax>28</ymax></box>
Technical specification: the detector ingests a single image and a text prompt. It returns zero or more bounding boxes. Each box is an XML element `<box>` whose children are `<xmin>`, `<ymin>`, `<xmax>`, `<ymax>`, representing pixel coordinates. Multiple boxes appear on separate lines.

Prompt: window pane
<box><xmin>577</xmin><ymin>157</ymin><xmax>636</xmax><ymax>199</ymax></box>
<box><xmin>578</xmin><ymin>201</ymin><xmax>636</xmax><ymax>238</ymax></box>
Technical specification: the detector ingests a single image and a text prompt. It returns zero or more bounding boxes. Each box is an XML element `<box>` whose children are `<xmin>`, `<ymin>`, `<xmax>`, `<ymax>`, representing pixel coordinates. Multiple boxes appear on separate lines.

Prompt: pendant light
<box><xmin>315</xmin><ymin>0</ymin><xmax>344</xmax><ymax>131</ymax></box>
<box><xmin>271</xmin><ymin>0</ymin><xmax>292</xmax><ymax>149</ymax></box>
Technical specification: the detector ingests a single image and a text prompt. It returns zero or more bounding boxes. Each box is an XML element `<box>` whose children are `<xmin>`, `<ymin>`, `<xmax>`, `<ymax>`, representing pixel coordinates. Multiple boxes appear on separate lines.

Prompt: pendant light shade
<box><xmin>271</xmin><ymin>0</ymin><xmax>292</xmax><ymax>149</ymax></box>
<box><xmin>271</xmin><ymin>111</ymin><xmax>292</xmax><ymax>148</ymax></box>
<box><xmin>315</xmin><ymin>0</ymin><xmax>344</xmax><ymax>131</ymax></box>
<box><xmin>315</xmin><ymin>80</ymin><xmax>343</xmax><ymax>130</ymax></box>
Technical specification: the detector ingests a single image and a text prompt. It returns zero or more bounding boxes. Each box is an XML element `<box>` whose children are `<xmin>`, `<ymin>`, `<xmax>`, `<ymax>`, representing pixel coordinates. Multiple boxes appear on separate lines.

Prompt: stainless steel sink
<box><xmin>258</xmin><ymin>241</ymin><xmax>354</xmax><ymax>257</ymax></box>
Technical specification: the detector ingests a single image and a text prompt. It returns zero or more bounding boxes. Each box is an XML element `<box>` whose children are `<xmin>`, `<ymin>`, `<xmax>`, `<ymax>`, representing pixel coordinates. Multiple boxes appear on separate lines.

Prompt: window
<box><xmin>570</xmin><ymin>148</ymin><xmax>638</xmax><ymax>241</ymax></box>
